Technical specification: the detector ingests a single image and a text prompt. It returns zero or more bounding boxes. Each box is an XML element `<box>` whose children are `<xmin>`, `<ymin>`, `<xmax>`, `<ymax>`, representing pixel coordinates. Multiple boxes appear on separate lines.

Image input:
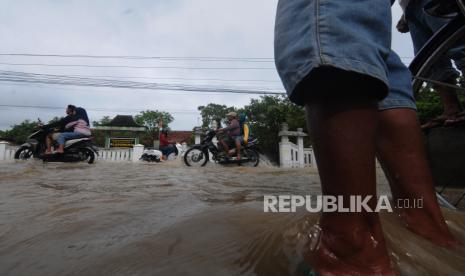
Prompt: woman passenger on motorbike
<box><xmin>44</xmin><ymin>104</ymin><xmax>77</xmax><ymax>154</ymax></box>
<box><xmin>55</xmin><ymin>107</ymin><xmax>91</xmax><ymax>154</ymax></box>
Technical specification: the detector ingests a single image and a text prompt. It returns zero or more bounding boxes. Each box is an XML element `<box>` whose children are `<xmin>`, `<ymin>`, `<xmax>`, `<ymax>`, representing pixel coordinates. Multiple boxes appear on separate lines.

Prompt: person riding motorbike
<box><xmin>55</xmin><ymin>107</ymin><xmax>91</xmax><ymax>154</ymax></box>
<box><xmin>43</xmin><ymin>104</ymin><xmax>77</xmax><ymax>154</ymax></box>
<box><xmin>216</xmin><ymin>112</ymin><xmax>242</xmax><ymax>160</ymax></box>
<box><xmin>159</xmin><ymin>128</ymin><xmax>177</xmax><ymax>160</ymax></box>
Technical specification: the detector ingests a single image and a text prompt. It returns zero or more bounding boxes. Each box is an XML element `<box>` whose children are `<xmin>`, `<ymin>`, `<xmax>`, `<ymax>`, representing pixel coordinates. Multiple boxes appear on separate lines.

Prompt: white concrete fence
<box><xmin>0</xmin><ymin>142</ymin><xmax>149</xmax><ymax>163</ymax></box>
<box><xmin>0</xmin><ymin>141</ymin><xmax>19</xmax><ymax>161</ymax></box>
<box><xmin>0</xmin><ymin>141</ymin><xmax>192</xmax><ymax>163</ymax></box>
<box><xmin>278</xmin><ymin>123</ymin><xmax>316</xmax><ymax>168</ymax></box>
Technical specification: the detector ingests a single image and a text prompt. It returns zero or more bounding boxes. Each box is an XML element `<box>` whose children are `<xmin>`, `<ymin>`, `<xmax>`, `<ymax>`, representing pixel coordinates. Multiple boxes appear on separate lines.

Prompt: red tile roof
<box><xmin>166</xmin><ymin>131</ymin><xmax>192</xmax><ymax>143</ymax></box>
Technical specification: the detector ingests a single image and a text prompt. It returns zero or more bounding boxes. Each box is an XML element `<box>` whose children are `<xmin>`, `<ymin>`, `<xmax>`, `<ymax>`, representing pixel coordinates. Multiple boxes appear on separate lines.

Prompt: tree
<box><xmin>0</xmin><ymin>119</ymin><xmax>40</xmax><ymax>144</ymax></box>
<box><xmin>415</xmin><ymin>86</ymin><xmax>465</xmax><ymax>125</ymax></box>
<box><xmin>135</xmin><ymin>110</ymin><xmax>173</xmax><ymax>135</ymax></box>
<box><xmin>198</xmin><ymin>104</ymin><xmax>236</xmax><ymax>128</ymax></box>
<box><xmin>92</xmin><ymin>116</ymin><xmax>112</xmax><ymax>127</ymax></box>
<box><xmin>244</xmin><ymin>95</ymin><xmax>307</xmax><ymax>163</ymax></box>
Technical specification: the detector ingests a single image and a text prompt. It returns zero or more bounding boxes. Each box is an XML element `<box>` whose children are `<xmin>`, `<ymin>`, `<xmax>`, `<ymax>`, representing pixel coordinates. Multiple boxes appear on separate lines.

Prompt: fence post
<box><xmin>194</xmin><ymin>127</ymin><xmax>202</xmax><ymax>144</ymax></box>
<box><xmin>278</xmin><ymin>123</ymin><xmax>292</xmax><ymax>168</ymax></box>
<box><xmin>132</xmin><ymin>144</ymin><xmax>144</xmax><ymax>162</ymax></box>
<box><xmin>297</xmin><ymin>128</ymin><xmax>305</xmax><ymax>168</ymax></box>
<box><xmin>309</xmin><ymin>147</ymin><xmax>317</xmax><ymax>168</ymax></box>
<box><xmin>0</xmin><ymin>141</ymin><xmax>7</xmax><ymax>161</ymax></box>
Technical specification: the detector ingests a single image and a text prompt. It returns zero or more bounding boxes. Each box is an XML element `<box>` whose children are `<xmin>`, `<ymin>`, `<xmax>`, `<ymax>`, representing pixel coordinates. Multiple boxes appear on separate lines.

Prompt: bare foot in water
<box><xmin>396</xmin><ymin>204</ymin><xmax>458</xmax><ymax>248</ymax></box>
<box><xmin>304</xmin><ymin>220</ymin><xmax>395</xmax><ymax>276</ymax></box>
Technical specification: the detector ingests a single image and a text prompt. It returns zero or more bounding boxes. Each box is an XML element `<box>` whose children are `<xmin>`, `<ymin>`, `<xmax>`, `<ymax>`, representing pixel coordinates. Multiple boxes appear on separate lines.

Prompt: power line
<box><xmin>0</xmin><ymin>52</ymin><xmax>417</xmax><ymax>61</ymax></box>
<box><xmin>0</xmin><ymin>53</ymin><xmax>275</xmax><ymax>62</ymax></box>
<box><xmin>0</xmin><ymin>62</ymin><xmax>276</xmax><ymax>70</ymax></box>
<box><xmin>0</xmin><ymin>104</ymin><xmax>199</xmax><ymax>114</ymax></box>
<box><xmin>0</xmin><ymin>70</ymin><xmax>286</xmax><ymax>95</ymax></box>
<box><xmin>64</xmin><ymin>74</ymin><xmax>282</xmax><ymax>83</ymax></box>
<box><xmin>0</xmin><ymin>70</ymin><xmax>281</xmax><ymax>83</ymax></box>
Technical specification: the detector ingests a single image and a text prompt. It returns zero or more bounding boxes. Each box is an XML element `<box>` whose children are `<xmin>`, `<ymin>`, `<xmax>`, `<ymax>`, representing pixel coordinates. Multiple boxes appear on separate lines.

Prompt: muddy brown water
<box><xmin>1</xmin><ymin>160</ymin><xmax>465</xmax><ymax>276</ymax></box>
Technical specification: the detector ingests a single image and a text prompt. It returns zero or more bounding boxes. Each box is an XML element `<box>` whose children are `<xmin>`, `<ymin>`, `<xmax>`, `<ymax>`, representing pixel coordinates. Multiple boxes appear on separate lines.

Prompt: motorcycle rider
<box><xmin>217</xmin><ymin>112</ymin><xmax>242</xmax><ymax>160</ymax></box>
<box><xmin>55</xmin><ymin>107</ymin><xmax>91</xmax><ymax>154</ymax></box>
<box><xmin>159</xmin><ymin>128</ymin><xmax>177</xmax><ymax>160</ymax></box>
<box><xmin>44</xmin><ymin>104</ymin><xmax>77</xmax><ymax>154</ymax></box>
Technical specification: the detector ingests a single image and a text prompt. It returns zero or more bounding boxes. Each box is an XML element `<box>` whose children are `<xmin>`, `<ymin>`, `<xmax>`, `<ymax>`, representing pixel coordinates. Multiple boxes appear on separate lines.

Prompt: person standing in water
<box><xmin>274</xmin><ymin>0</ymin><xmax>457</xmax><ymax>274</ymax></box>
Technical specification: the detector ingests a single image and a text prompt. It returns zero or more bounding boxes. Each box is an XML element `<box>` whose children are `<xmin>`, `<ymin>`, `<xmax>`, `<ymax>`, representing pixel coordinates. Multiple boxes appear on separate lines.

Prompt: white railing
<box><xmin>303</xmin><ymin>148</ymin><xmax>315</xmax><ymax>167</ymax></box>
<box><xmin>279</xmin><ymin>124</ymin><xmax>316</xmax><ymax>168</ymax></box>
<box><xmin>288</xmin><ymin>143</ymin><xmax>300</xmax><ymax>168</ymax></box>
<box><xmin>97</xmin><ymin>148</ymin><xmax>132</xmax><ymax>162</ymax></box>
<box><xmin>0</xmin><ymin>141</ymin><xmax>145</xmax><ymax>163</ymax></box>
<box><xmin>0</xmin><ymin>142</ymin><xmax>19</xmax><ymax>161</ymax></box>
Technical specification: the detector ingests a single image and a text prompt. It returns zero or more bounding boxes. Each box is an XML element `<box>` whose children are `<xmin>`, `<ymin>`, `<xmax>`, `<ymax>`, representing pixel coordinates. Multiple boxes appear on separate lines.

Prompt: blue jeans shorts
<box><xmin>160</xmin><ymin>145</ymin><xmax>176</xmax><ymax>156</ymax></box>
<box><xmin>405</xmin><ymin>0</ymin><xmax>465</xmax><ymax>82</ymax></box>
<box><xmin>274</xmin><ymin>0</ymin><xmax>416</xmax><ymax>110</ymax></box>
<box><xmin>57</xmin><ymin>132</ymin><xmax>87</xmax><ymax>145</ymax></box>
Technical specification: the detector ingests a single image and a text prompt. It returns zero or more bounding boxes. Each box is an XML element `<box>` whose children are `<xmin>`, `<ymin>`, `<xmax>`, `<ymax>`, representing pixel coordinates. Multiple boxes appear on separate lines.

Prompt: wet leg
<box><xmin>304</xmin><ymin>97</ymin><xmax>394</xmax><ymax>275</ymax></box>
<box><xmin>376</xmin><ymin>108</ymin><xmax>457</xmax><ymax>247</ymax></box>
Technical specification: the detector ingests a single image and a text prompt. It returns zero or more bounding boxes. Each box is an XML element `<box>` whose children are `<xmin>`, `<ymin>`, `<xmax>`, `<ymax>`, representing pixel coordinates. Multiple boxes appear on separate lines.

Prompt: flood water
<box><xmin>1</xmin><ymin>160</ymin><xmax>465</xmax><ymax>276</ymax></box>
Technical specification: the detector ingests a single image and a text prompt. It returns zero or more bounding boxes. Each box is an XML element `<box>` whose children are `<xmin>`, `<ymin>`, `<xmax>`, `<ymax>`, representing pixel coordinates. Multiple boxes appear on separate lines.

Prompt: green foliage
<box><xmin>415</xmin><ymin>88</ymin><xmax>443</xmax><ymax>124</ymax></box>
<box><xmin>135</xmin><ymin>110</ymin><xmax>174</xmax><ymax>146</ymax></box>
<box><xmin>0</xmin><ymin>119</ymin><xmax>40</xmax><ymax>144</ymax></box>
<box><xmin>92</xmin><ymin>116</ymin><xmax>112</xmax><ymax>127</ymax></box>
<box><xmin>135</xmin><ymin>110</ymin><xmax>173</xmax><ymax>134</ymax></box>
<box><xmin>243</xmin><ymin>95</ymin><xmax>307</xmax><ymax>162</ymax></box>
<box><xmin>415</xmin><ymin>86</ymin><xmax>465</xmax><ymax>124</ymax></box>
<box><xmin>198</xmin><ymin>104</ymin><xmax>236</xmax><ymax>129</ymax></box>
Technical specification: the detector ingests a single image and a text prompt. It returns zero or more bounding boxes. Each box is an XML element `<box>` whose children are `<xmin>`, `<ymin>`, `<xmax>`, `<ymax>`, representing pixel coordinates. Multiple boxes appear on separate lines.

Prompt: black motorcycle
<box><xmin>183</xmin><ymin>130</ymin><xmax>259</xmax><ymax>167</ymax></box>
<box><xmin>14</xmin><ymin>127</ymin><xmax>98</xmax><ymax>164</ymax></box>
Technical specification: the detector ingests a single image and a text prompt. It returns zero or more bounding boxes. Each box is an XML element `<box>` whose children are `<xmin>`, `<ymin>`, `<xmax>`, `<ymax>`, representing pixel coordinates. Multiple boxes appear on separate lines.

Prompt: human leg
<box><xmin>301</xmin><ymin>69</ymin><xmax>393</xmax><ymax>275</ymax></box>
<box><xmin>45</xmin><ymin>133</ymin><xmax>53</xmax><ymax>154</ymax></box>
<box><xmin>219</xmin><ymin>139</ymin><xmax>230</xmax><ymax>155</ymax></box>
<box><xmin>56</xmin><ymin>132</ymin><xmax>84</xmax><ymax>153</ymax></box>
<box><xmin>377</xmin><ymin>50</ymin><xmax>457</xmax><ymax>247</ymax></box>
<box><xmin>275</xmin><ymin>0</ymin><xmax>395</xmax><ymax>274</ymax></box>
<box><xmin>406</xmin><ymin>1</ymin><xmax>462</xmax><ymax>129</ymax></box>
<box><xmin>234</xmin><ymin>137</ymin><xmax>241</xmax><ymax>160</ymax></box>
<box><xmin>376</xmin><ymin>109</ymin><xmax>457</xmax><ymax>247</ymax></box>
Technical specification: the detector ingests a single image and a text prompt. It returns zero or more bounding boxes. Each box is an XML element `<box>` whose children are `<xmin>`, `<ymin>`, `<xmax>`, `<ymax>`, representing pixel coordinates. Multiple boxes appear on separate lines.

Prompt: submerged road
<box><xmin>0</xmin><ymin>161</ymin><xmax>464</xmax><ymax>275</ymax></box>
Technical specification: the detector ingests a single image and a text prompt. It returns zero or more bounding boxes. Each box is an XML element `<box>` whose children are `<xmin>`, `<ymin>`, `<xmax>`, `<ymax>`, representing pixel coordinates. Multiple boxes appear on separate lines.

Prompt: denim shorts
<box><xmin>405</xmin><ymin>0</ymin><xmax>465</xmax><ymax>81</ymax></box>
<box><xmin>274</xmin><ymin>0</ymin><xmax>416</xmax><ymax>110</ymax></box>
<box><xmin>57</xmin><ymin>132</ymin><xmax>87</xmax><ymax>145</ymax></box>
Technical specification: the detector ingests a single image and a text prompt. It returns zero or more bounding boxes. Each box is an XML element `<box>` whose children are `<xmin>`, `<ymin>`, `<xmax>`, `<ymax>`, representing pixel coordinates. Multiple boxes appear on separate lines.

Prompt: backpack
<box><xmin>238</xmin><ymin>113</ymin><xmax>250</xmax><ymax>144</ymax></box>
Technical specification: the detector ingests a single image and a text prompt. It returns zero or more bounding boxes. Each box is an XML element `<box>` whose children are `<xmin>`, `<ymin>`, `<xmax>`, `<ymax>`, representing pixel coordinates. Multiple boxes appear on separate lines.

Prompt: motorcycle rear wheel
<box><xmin>241</xmin><ymin>149</ymin><xmax>259</xmax><ymax>167</ymax></box>
<box><xmin>78</xmin><ymin>148</ymin><xmax>96</xmax><ymax>164</ymax></box>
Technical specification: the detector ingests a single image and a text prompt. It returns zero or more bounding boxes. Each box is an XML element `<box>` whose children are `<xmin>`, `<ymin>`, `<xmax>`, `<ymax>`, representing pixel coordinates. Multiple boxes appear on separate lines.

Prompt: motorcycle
<box><xmin>183</xmin><ymin>130</ymin><xmax>259</xmax><ymax>167</ymax></box>
<box><xmin>140</xmin><ymin>143</ymin><xmax>183</xmax><ymax>162</ymax></box>
<box><xmin>14</xmin><ymin>126</ymin><xmax>98</xmax><ymax>164</ymax></box>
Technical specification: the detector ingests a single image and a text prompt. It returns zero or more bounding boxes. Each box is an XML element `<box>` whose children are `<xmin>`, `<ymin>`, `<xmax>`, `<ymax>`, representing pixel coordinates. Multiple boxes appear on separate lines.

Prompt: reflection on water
<box><xmin>0</xmin><ymin>160</ymin><xmax>464</xmax><ymax>275</ymax></box>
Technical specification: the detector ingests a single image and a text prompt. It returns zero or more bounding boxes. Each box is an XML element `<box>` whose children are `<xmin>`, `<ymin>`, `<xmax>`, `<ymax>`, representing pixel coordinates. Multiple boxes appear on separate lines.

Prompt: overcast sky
<box><xmin>0</xmin><ymin>1</ymin><xmax>413</xmax><ymax>130</ymax></box>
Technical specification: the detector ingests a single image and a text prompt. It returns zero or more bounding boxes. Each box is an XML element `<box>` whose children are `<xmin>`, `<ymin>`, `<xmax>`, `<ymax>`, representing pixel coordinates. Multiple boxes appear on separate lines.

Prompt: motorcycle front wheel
<box><xmin>184</xmin><ymin>147</ymin><xmax>208</xmax><ymax>167</ymax></box>
<box><xmin>14</xmin><ymin>146</ymin><xmax>34</xmax><ymax>160</ymax></box>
